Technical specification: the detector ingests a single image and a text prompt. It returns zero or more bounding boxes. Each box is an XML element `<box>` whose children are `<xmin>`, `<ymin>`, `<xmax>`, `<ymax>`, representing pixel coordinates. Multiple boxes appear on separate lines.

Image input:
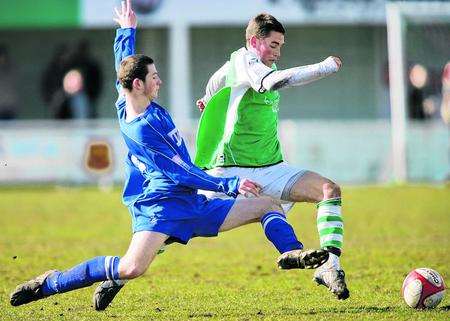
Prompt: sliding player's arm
<box><xmin>138</xmin><ymin>125</ymin><xmax>260</xmax><ymax>197</ymax></box>
<box><xmin>113</xmin><ymin>0</ymin><xmax>137</xmax><ymax>94</ymax></box>
<box><xmin>196</xmin><ymin>62</ymin><xmax>229</xmax><ymax>112</ymax></box>
<box><xmin>245</xmin><ymin>53</ymin><xmax>342</xmax><ymax>93</ymax></box>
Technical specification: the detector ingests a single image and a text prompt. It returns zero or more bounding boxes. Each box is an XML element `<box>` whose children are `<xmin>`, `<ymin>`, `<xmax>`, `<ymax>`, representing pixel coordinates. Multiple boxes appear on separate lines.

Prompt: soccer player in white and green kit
<box><xmin>195</xmin><ymin>13</ymin><xmax>349</xmax><ymax>300</ymax></box>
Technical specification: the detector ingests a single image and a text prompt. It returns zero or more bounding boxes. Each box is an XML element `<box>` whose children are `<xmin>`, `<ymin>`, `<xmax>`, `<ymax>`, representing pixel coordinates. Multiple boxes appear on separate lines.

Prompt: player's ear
<box><xmin>249</xmin><ymin>35</ymin><xmax>258</xmax><ymax>49</ymax></box>
<box><xmin>132</xmin><ymin>78</ymin><xmax>143</xmax><ymax>91</ymax></box>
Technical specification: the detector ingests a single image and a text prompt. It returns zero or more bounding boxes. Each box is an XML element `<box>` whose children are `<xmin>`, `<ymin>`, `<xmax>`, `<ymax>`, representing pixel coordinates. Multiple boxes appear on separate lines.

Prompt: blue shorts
<box><xmin>128</xmin><ymin>193</ymin><xmax>235</xmax><ymax>244</ymax></box>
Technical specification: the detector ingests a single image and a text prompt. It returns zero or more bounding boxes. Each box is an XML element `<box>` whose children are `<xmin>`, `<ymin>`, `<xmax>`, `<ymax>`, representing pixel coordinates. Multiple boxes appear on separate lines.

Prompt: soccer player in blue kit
<box><xmin>10</xmin><ymin>0</ymin><xmax>329</xmax><ymax>310</ymax></box>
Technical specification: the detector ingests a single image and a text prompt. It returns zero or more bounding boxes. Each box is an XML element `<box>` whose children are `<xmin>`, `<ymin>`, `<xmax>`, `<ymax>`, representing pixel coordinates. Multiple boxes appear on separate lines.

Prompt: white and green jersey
<box><xmin>195</xmin><ymin>47</ymin><xmax>283</xmax><ymax>169</ymax></box>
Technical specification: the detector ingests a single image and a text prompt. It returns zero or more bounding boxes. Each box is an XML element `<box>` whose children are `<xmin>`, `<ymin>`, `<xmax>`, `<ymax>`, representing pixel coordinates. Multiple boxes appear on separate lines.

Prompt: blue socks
<box><xmin>261</xmin><ymin>212</ymin><xmax>303</xmax><ymax>254</ymax></box>
<box><xmin>42</xmin><ymin>256</ymin><xmax>120</xmax><ymax>296</ymax></box>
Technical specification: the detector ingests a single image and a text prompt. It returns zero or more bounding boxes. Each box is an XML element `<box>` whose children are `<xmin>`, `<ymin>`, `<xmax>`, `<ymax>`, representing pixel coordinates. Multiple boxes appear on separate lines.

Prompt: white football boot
<box><xmin>313</xmin><ymin>253</ymin><xmax>350</xmax><ymax>300</ymax></box>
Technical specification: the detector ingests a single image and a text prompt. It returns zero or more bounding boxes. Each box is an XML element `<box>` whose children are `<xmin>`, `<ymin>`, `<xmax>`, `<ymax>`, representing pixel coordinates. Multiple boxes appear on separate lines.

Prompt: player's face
<box><xmin>254</xmin><ymin>31</ymin><xmax>285</xmax><ymax>67</ymax></box>
<box><xmin>143</xmin><ymin>64</ymin><xmax>162</xmax><ymax>100</ymax></box>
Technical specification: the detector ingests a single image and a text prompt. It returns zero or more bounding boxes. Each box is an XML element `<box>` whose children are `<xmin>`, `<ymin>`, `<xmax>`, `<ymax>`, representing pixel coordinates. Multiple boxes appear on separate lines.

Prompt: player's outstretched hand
<box><xmin>238</xmin><ymin>178</ymin><xmax>262</xmax><ymax>197</ymax></box>
<box><xmin>331</xmin><ymin>56</ymin><xmax>342</xmax><ymax>70</ymax></box>
<box><xmin>113</xmin><ymin>0</ymin><xmax>137</xmax><ymax>29</ymax></box>
<box><xmin>196</xmin><ymin>99</ymin><xmax>206</xmax><ymax>113</ymax></box>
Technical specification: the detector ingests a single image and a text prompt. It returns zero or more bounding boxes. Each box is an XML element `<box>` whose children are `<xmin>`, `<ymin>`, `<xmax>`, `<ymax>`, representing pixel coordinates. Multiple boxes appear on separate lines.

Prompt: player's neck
<box><xmin>125</xmin><ymin>93</ymin><xmax>151</xmax><ymax>121</ymax></box>
<box><xmin>247</xmin><ymin>45</ymin><xmax>259</xmax><ymax>57</ymax></box>
<box><xmin>246</xmin><ymin>45</ymin><xmax>271</xmax><ymax>67</ymax></box>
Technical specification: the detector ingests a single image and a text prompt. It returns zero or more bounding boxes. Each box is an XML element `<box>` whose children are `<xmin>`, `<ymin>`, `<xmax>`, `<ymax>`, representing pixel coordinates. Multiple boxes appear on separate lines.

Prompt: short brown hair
<box><xmin>245</xmin><ymin>13</ymin><xmax>285</xmax><ymax>42</ymax></box>
<box><xmin>118</xmin><ymin>54</ymin><xmax>154</xmax><ymax>90</ymax></box>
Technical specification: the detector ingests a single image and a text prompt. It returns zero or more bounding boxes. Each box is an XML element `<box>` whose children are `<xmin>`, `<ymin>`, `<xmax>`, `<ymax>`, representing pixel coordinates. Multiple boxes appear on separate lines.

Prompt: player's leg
<box><xmin>285</xmin><ymin>171</ymin><xmax>343</xmax><ymax>256</ymax></box>
<box><xmin>284</xmin><ymin>170</ymin><xmax>349</xmax><ymax>300</ymax></box>
<box><xmin>118</xmin><ymin>231</ymin><xmax>168</xmax><ymax>279</ymax></box>
<box><xmin>10</xmin><ymin>231</ymin><xmax>167</xmax><ymax>307</ymax></box>
<box><xmin>93</xmin><ymin>197</ymin><xmax>300</xmax><ymax>311</ymax></box>
<box><xmin>93</xmin><ymin>200</ymin><xmax>172</xmax><ymax>311</ymax></box>
<box><xmin>219</xmin><ymin>196</ymin><xmax>328</xmax><ymax>269</ymax></box>
<box><xmin>92</xmin><ymin>231</ymin><xmax>168</xmax><ymax>310</ymax></box>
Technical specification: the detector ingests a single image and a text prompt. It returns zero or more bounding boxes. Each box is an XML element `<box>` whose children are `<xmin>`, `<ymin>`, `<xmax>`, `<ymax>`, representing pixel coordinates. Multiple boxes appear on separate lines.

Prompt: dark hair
<box><xmin>118</xmin><ymin>54</ymin><xmax>154</xmax><ymax>90</ymax></box>
<box><xmin>245</xmin><ymin>13</ymin><xmax>285</xmax><ymax>42</ymax></box>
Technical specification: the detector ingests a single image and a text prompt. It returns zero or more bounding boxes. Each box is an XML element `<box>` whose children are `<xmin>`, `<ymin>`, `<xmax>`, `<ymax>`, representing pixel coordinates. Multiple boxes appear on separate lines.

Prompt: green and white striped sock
<box><xmin>317</xmin><ymin>198</ymin><xmax>343</xmax><ymax>251</ymax></box>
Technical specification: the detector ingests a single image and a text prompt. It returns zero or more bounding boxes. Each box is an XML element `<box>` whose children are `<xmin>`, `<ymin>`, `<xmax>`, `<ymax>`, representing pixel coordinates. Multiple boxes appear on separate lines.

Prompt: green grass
<box><xmin>0</xmin><ymin>185</ymin><xmax>449</xmax><ymax>321</ymax></box>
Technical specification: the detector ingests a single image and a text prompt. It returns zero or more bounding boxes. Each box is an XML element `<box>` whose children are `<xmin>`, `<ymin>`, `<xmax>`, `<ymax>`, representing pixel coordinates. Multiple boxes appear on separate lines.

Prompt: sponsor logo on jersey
<box><xmin>264</xmin><ymin>96</ymin><xmax>280</xmax><ymax>112</ymax></box>
<box><xmin>168</xmin><ymin>128</ymin><xmax>183</xmax><ymax>146</ymax></box>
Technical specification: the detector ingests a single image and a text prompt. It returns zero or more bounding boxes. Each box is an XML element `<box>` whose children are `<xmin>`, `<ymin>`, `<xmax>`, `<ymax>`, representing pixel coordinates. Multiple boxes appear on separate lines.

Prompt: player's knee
<box><xmin>260</xmin><ymin>196</ymin><xmax>284</xmax><ymax>215</ymax></box>
<box><xmin>120</xmin><ymin>261</ymin><xmax>147</xmax><ymax>279</ymax></box>
<box><xmin>322</xmin><ymin>180</ymin><xmax>341</xmax><ymax>199</ymax></box>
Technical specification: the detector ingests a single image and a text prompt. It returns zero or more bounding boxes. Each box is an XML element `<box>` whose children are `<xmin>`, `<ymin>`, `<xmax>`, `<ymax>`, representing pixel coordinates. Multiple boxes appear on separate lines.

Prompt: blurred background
<box><xmin>0</xmin><ymin>0</ymin><xmax>448</xmax><ymax>185</ymax></box>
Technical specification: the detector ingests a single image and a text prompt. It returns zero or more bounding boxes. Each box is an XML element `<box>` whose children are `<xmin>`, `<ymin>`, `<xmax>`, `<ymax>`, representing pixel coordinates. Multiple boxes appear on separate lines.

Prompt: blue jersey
<box><xmin>114</xmin><ymin>28</ymin><xmax>240</xmax><ymax>206</ymax></box>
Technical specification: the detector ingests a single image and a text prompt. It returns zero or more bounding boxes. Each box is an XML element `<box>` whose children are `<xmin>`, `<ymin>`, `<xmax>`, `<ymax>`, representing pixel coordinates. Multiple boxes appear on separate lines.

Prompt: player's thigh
<box><xmin>219</xmin><ymin>196</ymin><xmax>283</xmax><ymax>232</ymax></box>
<box><xmin>287</xmin><ymin>170</ymin><xmax>340</xmax><ymax>203</ymax></box>
<box><xmin>119</xmin><ymin>231</ymin><xmax>169</xmax><ymax>278</ymax></box>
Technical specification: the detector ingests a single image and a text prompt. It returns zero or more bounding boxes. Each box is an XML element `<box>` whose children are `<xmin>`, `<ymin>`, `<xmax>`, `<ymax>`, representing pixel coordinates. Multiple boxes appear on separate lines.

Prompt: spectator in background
<box><xmin>42</xmin><ymin>41</ymin><xmax>102</xmax><ymax>119</ymax></box>
<box><xmin>441</xmin><ymin>62</ymin><xmax>450</xmax><ymax>125</ymax></box>
<box><xmin>66</xmin><ymin>39</ymin><xmax>103</xmax><ymax>118</ymax></box>
<box><xmin>408</xmin><ymin>64</ymin><xmax>429</xmax><ymax>120</ymax></box>
<box><xmin>62</xmin><ymin>69</ymin><xmax>90</xmax><ymax>119</ymax></box>
<box><xmin>41</xmin><ymin>44</ymin><xmax>72</xmax><ymax>119</ymax></box>
<box><xmin>0</xmin><ymin>45</ymin><xmax>18</xmax><ymax>119</ymax></box>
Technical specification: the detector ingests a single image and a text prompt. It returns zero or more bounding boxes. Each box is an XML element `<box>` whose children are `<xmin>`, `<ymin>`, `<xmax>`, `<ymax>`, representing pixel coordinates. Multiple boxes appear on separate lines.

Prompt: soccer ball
<box><xmin>402</xmin><ymin>268</ymin><xmax>446</xmax><ymax>309</ymax></box>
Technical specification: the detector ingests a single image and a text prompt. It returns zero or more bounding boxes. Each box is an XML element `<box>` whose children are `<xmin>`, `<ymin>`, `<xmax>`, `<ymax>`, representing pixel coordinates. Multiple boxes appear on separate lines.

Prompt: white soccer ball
<box><xmin>402</xmin><ymin>268</ymin><xmax>446</xmax><ymax>309</ymax></box>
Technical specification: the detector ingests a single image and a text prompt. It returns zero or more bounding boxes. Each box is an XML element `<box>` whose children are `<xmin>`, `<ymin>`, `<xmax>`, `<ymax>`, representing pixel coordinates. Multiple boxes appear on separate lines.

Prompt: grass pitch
<box><xmin>0</xmin><ymin>185</ymin><xmax>449</xmax><ymax>321</ymax></box>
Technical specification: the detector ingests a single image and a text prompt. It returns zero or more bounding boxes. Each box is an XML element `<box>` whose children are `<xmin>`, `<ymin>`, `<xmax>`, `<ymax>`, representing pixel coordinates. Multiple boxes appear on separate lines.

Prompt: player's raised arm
<box><xmin>113</xmin><ymin>0</ymin><xmax>137</xmax><ymax>73</ymax></box>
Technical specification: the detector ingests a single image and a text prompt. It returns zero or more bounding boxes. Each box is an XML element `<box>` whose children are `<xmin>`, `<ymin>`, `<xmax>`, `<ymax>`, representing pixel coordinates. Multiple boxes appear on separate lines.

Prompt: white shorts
<box><xmin>201</xmin><ymin>162</ymin><xmax>306</xmax><ymax>213</ymax></box>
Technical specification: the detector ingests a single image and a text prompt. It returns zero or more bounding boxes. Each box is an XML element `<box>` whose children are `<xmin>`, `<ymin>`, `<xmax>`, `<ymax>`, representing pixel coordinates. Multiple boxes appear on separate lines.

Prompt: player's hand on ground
<box><xmin>238</xmin><ymin>178</ymin><xmax>262</xmax><ymax>197</ymax></box>
<box><xmin>196</xmin><ymin>99</ymin><xmax>206</xmax><ymax>113</ymax></box>
<box><xmin>113</xmin><ymin>0</ymin><xmax>137</xmax><ymax>29</ymax></box>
